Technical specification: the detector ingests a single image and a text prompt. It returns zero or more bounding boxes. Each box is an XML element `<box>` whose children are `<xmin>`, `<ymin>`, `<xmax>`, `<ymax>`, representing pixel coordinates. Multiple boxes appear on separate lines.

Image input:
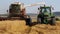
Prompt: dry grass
<box><xmin>0</xmin><ymin>20</ymin><xmax>60</xmax><ymax>34</ymax></box>
<box><xmin>0</xmin><ymin>20</ymin><xmax>28</xmax><ymax>34</ymax></box>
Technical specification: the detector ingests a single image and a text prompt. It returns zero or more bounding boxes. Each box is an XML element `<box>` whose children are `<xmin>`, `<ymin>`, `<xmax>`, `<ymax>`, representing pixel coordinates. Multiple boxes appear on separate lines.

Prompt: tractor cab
<box><xmin>38</xmin><ymin>5</ymin><xmax>52</xmax><ymax>16</ymax></box>
<box><xmin>37</xmin><ymin>5</ymin><xmax>55</xmax><ymax>25</ymax></box>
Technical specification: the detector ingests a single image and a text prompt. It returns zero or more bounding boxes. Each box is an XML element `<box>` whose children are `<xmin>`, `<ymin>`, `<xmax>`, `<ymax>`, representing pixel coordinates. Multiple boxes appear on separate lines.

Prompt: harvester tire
<box><xmin>25</xmin><ymin>15</ymin><xmax>32</xmax><ymax>26</ymax></box>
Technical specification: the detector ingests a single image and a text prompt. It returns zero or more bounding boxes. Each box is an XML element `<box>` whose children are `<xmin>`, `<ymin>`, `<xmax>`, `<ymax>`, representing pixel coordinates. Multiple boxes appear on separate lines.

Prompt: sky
<box><xmin>0</xmin><ymin>0</ymin><xmax>60</xmax><ymax>14</ymax></box>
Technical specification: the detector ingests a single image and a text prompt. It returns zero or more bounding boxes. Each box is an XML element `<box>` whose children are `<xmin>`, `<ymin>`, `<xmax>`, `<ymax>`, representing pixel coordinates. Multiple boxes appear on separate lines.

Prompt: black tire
<box><xmin>37</xmin><ymin>17</ymin><xmax>41</xmax><ymax>24</ymax></box>
<box><xmin>25</xmin><ymin>15</ymin><xmax>32</xmax><ymax>26</ymax></box>
<box><xmin>50</xmin><ymin>18</ymin><xmax>56</xmax><ymax>25</ymax></box>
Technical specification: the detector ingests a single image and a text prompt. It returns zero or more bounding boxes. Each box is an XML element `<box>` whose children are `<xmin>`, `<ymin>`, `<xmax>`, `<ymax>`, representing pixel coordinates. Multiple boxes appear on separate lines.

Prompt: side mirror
<box><xmin>38</xmin><ymin>8</ymin><xmax>40</xmax><ymax>10</ymax></box>
<box><xmin>52</xmin><ymin>7</ymin><xmax>54</xmax><ymax>10</ymax></box>
<box><xmin>50</xmin><ymin>6</ymin><xmax>54</xmax><ymax>10</ymax></box>
<box><xmin>7</xmin><ymin>10</ymin><xmax>8</xmax><ymax>12</ymax></box>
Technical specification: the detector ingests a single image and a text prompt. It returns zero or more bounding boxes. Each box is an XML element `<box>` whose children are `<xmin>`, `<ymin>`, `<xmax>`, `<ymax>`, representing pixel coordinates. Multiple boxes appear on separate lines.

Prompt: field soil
<box><xmin>0</xmin><ymin>20</ymin><xmax>60</xmax><ymax>34</ymax></box>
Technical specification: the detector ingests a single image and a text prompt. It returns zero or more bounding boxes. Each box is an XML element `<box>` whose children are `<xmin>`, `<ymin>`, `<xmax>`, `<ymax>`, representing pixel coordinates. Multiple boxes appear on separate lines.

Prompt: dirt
<box><xmin>0</xmin><ymin>20</ymin><xmax>60</xmax><ymax>34</ymax></box>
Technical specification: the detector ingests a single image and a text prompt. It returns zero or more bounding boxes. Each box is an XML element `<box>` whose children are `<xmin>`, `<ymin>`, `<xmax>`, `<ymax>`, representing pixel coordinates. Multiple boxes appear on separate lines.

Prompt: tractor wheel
<box><xmin>50</xmin><ymin>18</ymin><xmax>56</xmax><ymax>25</ymax></box>
<box><xmin>37</xmin><ymin>17</ymin><xmax>41</xmax><ymax>24</ymax></box>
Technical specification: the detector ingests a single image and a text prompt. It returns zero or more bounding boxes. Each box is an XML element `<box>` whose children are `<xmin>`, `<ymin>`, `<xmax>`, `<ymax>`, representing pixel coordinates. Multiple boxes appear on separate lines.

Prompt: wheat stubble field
<box><xmin>0</xmin><ymin>20</ymin><xmax>60</xmax><ymax>34</ymax></box>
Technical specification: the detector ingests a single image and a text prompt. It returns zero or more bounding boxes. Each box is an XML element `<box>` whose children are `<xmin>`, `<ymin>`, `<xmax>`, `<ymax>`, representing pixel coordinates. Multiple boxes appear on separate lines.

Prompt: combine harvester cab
<box><xmin>8</xmin><ymin>2</ymin><xmax>26</xmax><ymax>20</ymax></box>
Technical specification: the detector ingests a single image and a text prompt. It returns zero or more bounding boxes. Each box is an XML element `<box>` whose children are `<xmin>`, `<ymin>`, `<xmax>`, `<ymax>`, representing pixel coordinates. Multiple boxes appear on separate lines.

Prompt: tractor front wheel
<box><xmin>37</xmin><ymin>17</ymin><xmax>41</xmax><ymax>24</ymax></box>
<box><xmin>50</xmin><ymin>18</ymin><xmax>56</xmax><ymax>25</ymax></box>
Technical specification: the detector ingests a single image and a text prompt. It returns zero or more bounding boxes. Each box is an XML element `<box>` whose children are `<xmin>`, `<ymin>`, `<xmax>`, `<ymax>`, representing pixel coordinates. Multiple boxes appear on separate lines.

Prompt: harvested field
<box><xmin>0</xmin><ymin>20</ymin><xmax>60</xmax><ymax>34</ymax></box>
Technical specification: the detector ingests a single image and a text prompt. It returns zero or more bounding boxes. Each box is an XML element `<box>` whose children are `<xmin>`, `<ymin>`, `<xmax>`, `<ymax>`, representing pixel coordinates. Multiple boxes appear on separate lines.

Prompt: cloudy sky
<box><xmin>0</xmin><ymin>0</ymin><xmax>60</xmax><ymax>14</ymax></box>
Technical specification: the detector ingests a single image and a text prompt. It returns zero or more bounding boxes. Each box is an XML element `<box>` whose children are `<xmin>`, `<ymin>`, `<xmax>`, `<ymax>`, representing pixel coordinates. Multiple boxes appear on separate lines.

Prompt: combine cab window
<box><xmin>10</xmin><ymin>4</ymin><xmax>20</xmax><ymax>14</ymax></box>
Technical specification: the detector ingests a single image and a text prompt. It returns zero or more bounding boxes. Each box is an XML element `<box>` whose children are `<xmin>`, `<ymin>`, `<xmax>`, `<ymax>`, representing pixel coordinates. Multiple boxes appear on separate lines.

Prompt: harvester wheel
<box><xmin>25</xmin><ymin>15</ymin><xmax>32</xmax><ymax>26</ymax></box>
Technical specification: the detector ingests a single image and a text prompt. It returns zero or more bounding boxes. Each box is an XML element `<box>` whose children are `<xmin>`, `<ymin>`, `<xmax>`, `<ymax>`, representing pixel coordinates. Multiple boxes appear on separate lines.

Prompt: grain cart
<box><xmin>37</xmin><ymin>5</ymin><xmax>55</xmax><ymax>25</ymax></box>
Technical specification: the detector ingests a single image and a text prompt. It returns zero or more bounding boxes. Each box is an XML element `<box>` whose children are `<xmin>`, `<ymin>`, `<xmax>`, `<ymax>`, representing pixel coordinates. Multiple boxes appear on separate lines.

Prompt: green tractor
<box><xmin>37</xmin><ymin>5</ymin><xmax>55</xmax><ymax>25</ymax></box>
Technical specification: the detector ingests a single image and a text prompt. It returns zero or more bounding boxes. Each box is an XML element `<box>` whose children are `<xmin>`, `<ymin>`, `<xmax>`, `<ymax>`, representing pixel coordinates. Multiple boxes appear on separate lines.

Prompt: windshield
<box><xmin>10</xmin><ymin>4</ymin><xmax>20</xmax><ymax>14</ymax></box>
<box><xmin>41</xmin><ymin>8</ymin><xmax>50</xmax><ymax>13</ymax></box>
